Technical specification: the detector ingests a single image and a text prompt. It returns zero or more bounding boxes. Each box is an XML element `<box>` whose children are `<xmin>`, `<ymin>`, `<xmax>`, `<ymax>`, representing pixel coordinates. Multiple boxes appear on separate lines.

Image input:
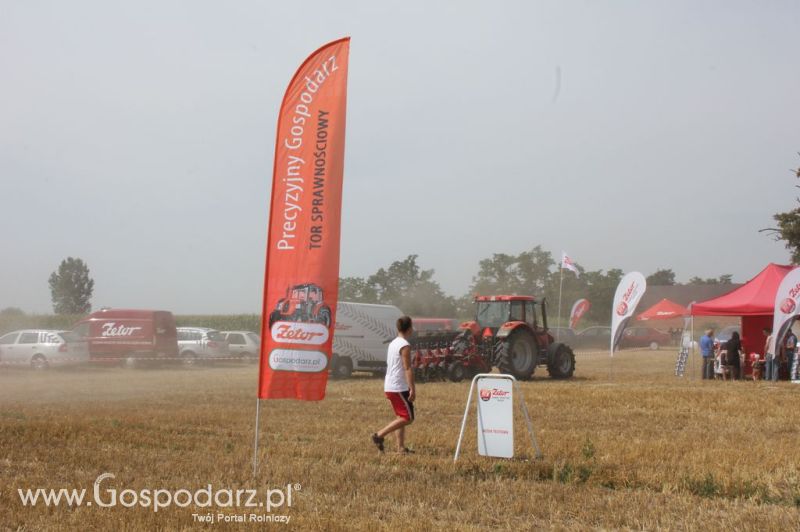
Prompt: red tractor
<box><xmin>268</xmin><ymin>283</ymin><xmax>332</xmax><ymax>329</ymax></box>
<box><xmin>446</xmin><ymin>295</ymin><xmax>575</xmax><ymax>381</ymax></box>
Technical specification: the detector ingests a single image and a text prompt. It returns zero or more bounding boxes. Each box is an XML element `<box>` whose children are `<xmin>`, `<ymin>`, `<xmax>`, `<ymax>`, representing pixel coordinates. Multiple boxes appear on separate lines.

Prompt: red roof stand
<box><xmin>691</xmin><ymin>263</ymin><xmax>794</xmax><ymax>376</ymax></box>
<box><xmin>636</xmin><ymin>299</ymin><xmax>689</xmax><ymax>321</ymax></box>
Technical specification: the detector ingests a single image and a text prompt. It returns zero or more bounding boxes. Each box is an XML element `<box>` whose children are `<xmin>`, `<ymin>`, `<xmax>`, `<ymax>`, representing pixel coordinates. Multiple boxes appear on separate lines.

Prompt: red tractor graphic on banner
<box><xmin>268</xmin><ymin>283</ymin><xmax>333</xmax><ymax>329</ymax></box>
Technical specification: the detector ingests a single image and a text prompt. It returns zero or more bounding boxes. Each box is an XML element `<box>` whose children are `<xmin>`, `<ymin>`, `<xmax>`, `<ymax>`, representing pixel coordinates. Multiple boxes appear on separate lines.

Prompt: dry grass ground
<box><xmin>1</xmin><ymin>349</ymin><xmax>799</xmax><ymax>531</ymax></box>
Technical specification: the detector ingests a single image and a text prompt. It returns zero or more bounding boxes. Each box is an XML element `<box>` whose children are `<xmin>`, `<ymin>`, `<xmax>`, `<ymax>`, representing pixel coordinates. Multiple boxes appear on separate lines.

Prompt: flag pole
<box><xmin>252</xmin><ymin>398</ymin><xmax>262</xmax><ymax>476</ymax></box>
<box><xmin>609</xmin><ymin>337</ymin><xmax>614</xmax><ymax>380</ymax></box>
<box><xmin>556</xmin><ymin>265</ymin><xmax>564</xmax><ymax>341</ymax></box>
<box><xmin>690</xmin><ymin>316</ymin><xmax>695</xmax><ymax>380</ymax></box>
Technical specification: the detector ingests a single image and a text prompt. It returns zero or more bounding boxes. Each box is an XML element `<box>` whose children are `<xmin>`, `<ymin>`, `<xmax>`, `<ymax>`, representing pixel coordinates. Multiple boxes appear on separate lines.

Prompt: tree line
<box><xmin>339</xmin><ymin>250</ymin><xmax>734</xmax><ymax>324</ymax></box>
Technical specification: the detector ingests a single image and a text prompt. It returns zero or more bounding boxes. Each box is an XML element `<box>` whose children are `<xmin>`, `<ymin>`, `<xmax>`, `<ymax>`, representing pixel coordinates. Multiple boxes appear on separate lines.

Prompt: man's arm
<box><xmin>400</xmin><ymin>345</ymin><xmax>415</xmax><ymax>402</ymax></box>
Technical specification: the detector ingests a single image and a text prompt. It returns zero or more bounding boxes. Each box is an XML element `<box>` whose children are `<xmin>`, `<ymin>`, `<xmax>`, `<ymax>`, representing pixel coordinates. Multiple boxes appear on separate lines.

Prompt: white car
<box><xmin>176</xmin><ymin>327</ymin><xmax>229</xmax><ymax>365</ymax></box>
<box><xmin>221</xmin><ymin>331</ymin><xmax>260</xmax><ymax>362</ymax></box>
<box><xmin>0</xmin><ymin>329</ymin><xmax>89</xmax><ymax>369</ymax></box>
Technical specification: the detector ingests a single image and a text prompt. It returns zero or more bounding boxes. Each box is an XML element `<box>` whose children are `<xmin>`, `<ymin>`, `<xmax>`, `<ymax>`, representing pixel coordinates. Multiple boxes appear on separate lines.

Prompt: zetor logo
<box><xmin>780</xmin><ymin>298</ymin><xmax>797</xmax><ymax>315</ymax></box>
<box><xmin>101</xmin><ymin>323</ymin><xmax>143</xmax><ymax>337</ymax></box>
<box><xmin>479</xmin><ymin>388</ymin><xmax>510</xmax><ymax>401</ymax></box>
<box><xmin>616</xmin><ymin>282</ymin><xmax>638</xmax><ymax>316</ymax></box>
<box><xmin>271</xmin><ymin>322</ymin><xmax>329</xmax><ymax>345</ymax></box>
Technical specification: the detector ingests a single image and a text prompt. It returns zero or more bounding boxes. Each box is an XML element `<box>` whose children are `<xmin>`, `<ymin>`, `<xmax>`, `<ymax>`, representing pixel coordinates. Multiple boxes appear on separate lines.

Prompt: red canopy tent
<box><xmin>691</xmin><ymin>263</ymin><xmax>794</xmax><ymax>375</ymax></box>
<box><xmin>636</xmin><ymin>298</ymin><xmax>689</xmax><ymax>321</ymax></box>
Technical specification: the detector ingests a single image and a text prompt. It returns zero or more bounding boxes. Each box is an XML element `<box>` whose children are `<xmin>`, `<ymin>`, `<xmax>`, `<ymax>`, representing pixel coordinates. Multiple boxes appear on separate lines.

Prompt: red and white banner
<box><xmin>768</xmin><ymin>266</ymin><xmax>800</xmax><ymax>358</ymax></box>
<box><xmin>258</xmin><ymin>38</ymin><xmax>350</xmax><ymax>400</ymax></box>
<box><xmin>561</xmin><ymin>252</ymin><xmax>579</xmax><ymax>277</ymax></box>
<box><xmin>569</xmin><ymin>299</ymin><xmax>591</xmax><ymax>329</ymax></box>
<box><xmin>610</xmin><ymin>272</ymin><xmax>647</xmax><ymax>355</ymax></box>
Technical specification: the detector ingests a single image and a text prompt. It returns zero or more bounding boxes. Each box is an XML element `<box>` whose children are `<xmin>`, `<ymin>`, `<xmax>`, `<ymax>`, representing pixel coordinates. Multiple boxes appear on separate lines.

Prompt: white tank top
<box><xmin>384</xmin><ymin>336</ymin><xmax>411</xmax><ymax>392</ymax></box>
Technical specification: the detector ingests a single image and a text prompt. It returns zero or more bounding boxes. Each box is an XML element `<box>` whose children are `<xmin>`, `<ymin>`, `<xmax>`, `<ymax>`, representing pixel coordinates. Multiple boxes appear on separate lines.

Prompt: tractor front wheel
<box><xmin>547</xmin><ymin>344</ymin><xmax>576</xmax><ymax>379</ymax></box>
<box><xmin>446</xmin><ymin>361</ymin><xmax>466</xmax><ymax>382</ymax></box>
<box><xmin>268</xmin><ymin>310</ymin><xmax>281</xmax><ymax>329</ymax></box>
<box><xmin>318</xmin><ymin>307</ymin><xmax>332</xmax><ymax>328</ymax></box>
<box><xmin>496</xmin><ymin>332</ymin><xmax>537</xmax><ymax>380</ymax></box>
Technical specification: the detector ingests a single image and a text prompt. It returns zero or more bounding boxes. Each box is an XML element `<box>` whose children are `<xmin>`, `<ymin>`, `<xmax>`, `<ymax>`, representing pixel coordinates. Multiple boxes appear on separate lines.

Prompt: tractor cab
<box><xmin>474</xmin><ymin>295</ymin><xmax>549</xmax><ymax>335</ymax></box>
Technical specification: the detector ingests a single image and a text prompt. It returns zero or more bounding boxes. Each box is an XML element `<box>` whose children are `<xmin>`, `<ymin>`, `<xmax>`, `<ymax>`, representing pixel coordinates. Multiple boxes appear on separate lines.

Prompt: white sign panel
<box><xmin>768</xmin><ymin>266</ymin><xmax>800</xmax><ymax>357</ymax></box>
<box><xmin>476</xmin><ymin>377</ymin><xmax>514</xmax><ymax>458</ymax></box>
<box><xmin>610</xmin><ymin>271</ymin><xmax>647</xmax><ymax>355</ymax></box>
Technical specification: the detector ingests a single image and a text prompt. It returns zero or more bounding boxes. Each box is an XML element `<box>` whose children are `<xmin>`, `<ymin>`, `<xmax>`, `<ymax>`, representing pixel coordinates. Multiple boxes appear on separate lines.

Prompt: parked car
<box><xmin>176</xmin><ymin>327</ymin><xmax>229</xmax><ymax>365</ymax></box>
<box><xmin>221</xmin><ymin>331</ymin><xmax>260</xmax><ymax>362</ymax></box>
<box><xmin>549</xmin><ymin>327</ymin><xmax>577</xmax><ymax>344</ymax></box>
<box><xmin>620</xmin><ymin>327</ymin><xmax>671</xmax><ymax>350</ymax></box>
<box><xmin>574</xmin><ymin>326</ymin><xmax>612</xmax><ymax>350</ymax></box>
<box><xmin>71</xmin><ymin>309</ymin><xmax>178</xmax><ymax>363</ymax></box>
<box><xmin>0</xmin><ymin>329</ymin><xmax>89</xmax><ymax>369</ymax></box>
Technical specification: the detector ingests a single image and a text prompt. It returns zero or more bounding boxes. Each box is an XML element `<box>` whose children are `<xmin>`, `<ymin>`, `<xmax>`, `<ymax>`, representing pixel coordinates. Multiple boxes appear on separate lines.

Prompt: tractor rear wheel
<box><xmin>496</xmin><ymin>332</ymin><xmax>537</xmax><ymax>380</ymax></box>
<box><xmin>547</xmin><ymin>344</ymin><xmax>576</xmax><ymax>379</ymax></box>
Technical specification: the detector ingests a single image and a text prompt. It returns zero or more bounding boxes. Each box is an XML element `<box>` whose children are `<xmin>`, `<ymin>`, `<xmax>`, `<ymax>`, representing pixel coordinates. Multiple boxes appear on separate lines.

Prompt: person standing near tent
<box><xmin>700</xmin><ymin>329</ymin><xmax>715</xmax><ymax>380</ymax></box>
<box><xmin>372</xmin><ymin>316</ymin><xmax>416</xmax><ymax>454</ymax></box>
<box><xmin>725</xmin><ymin>331</ymin><xmax>743</xmax><ymax>380</ymax></box>
<box><xmin>784</xmin><ymin>328</ymin><xmax>797</xmax><ymax>381</ymax></box>
<box><xmin>764</xmin><ymin>328</ymin><xmax>778</xmax><ymax>382</ymax></box>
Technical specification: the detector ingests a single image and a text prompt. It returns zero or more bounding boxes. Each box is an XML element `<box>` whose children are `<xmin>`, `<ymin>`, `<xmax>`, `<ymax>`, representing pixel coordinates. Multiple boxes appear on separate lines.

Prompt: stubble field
<box><xmin>1</xmin><ymin>349</ymin><xmax>799</xmax><ymax>531</ymax></box>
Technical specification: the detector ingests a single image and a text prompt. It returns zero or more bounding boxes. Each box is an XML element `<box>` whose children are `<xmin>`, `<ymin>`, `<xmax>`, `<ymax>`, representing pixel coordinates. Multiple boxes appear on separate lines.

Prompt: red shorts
<box><xmin>385</xmin><ymin>391</ymin><xmax>415</xmax><ymax>422</ymax></box>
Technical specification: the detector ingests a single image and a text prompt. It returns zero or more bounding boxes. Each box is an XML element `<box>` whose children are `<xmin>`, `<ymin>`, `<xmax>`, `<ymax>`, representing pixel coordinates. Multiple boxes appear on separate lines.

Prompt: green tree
<box><xmin>470</xmin><ymin>246</ymin><xmax>556</xmax><ymax>296</ymax></box>
<box><xmin>363</xmin><ymin>255</ymin><xmax>456</xmax><ymax>317</ymax></box>
<box><xmin>338</xmin><ymin>277</ymin><xmax>378</xmax><ymax>303</ymax></box>
<box><xmin>646</xmin><ymin>269</ymin><xmax>676</xmax><ymax>286</ymax></box>
<box><xmin>762</xmin><ymin>159</ymin><xmax>800</xmax><ymax>263</ymax></box>
<box><xmin>687</xmin><ymin>275</ymin><xmax>733</xmax><ymax>285</ymax></box>
<box><xmin>581</xmin><ymin>268</ymin><xmax>624</xmax><ymax>324</ymax></box>
<box><xmin>48</xmin><ymin>257</ymin><xmax>94</xmax><ymax>314</ymax></box>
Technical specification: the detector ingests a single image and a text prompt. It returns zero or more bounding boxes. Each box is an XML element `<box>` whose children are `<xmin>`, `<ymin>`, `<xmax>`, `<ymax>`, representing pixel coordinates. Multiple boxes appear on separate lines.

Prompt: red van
<box><xmin>72</xmin><ymin>309</ymin><xmax>179</xmax><ymax>362</ymax></box>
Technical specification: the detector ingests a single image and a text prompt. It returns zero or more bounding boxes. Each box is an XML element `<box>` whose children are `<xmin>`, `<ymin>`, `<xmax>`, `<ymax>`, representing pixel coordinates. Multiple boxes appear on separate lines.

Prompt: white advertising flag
<box><xmin>610</xmin><ymin>272</ymin><xmax>647</xmax><ymax>355</ymax></box>
<box><xmin>768</xmin><ymin>266</ymin><xmax>800</xmax><ymax>358</ymax></box>
<box><xmin>476</xmin><ymin>377</ymin><xmax>514</xmax><ymax>458</ymax></box>
<box><xmin>561</xmin><ymin>252</ymin><xmax>579</xmax><ymax>277</ymax></box>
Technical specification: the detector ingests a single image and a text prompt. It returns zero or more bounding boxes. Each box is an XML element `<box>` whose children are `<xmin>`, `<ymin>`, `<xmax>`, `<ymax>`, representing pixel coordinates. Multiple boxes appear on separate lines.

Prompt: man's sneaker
<box><xmin>398</xmin><ymin>447</ymin><xmax>415</xmax><ymax>454</ymax></box>
<box><xmin>371</xmin><ymin>433</ymin><xmax>385</xmax><ymax>452</ymax></box>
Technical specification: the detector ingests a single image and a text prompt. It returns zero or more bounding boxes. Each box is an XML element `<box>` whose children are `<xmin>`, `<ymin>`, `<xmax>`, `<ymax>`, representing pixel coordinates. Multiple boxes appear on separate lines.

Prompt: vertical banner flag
<box><xmin>258</xmin><ymin>38</ymin><xmax>350</xmax><ymax>400</ymax></box>
<box><xmin>561</xmin><ymin>252</ymin><xmax>579</xmax><ymax>277</ymax></box>
<box><xmin>569</xmin><ymin>299</ymin><xmax>591</xmax><ymax>329</ymax></box>
<box><xmin>610</xmin><ymin>272</ymin><xmax>647</xmax><ymax>355</ymax></box>
<box><xmin>767</xmin><ymin>266</ymin><xmax>800</xmax><ymax>360</ymax></box>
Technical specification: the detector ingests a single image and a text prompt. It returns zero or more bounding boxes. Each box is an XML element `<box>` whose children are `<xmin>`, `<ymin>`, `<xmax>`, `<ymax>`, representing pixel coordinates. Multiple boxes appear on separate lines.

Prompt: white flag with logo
<box><xmin>610</xmin><ymin>272</ymin><xmax>647</xmax><ymax>355</ymax></box>
<box><xmin>768</xmin><ymin>266</ymin><xmax>800</xmax><ymax>357</ymax></box>
<box><xmin>561</xmin><ymin>252</ymin><xmax>579</xmax><ymax>277</ymax></box>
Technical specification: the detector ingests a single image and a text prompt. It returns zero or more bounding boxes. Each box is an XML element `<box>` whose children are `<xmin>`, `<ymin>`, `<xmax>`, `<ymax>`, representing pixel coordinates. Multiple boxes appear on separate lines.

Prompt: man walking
<box><xmin>700</xmin><ymin>329</ymin><xmax>715</xmax><ymax>380</ymax></box>
<box><xmin>372</xmin><ymin>316</ymin><xmax>416</xmax><ymax>454</ymax></box>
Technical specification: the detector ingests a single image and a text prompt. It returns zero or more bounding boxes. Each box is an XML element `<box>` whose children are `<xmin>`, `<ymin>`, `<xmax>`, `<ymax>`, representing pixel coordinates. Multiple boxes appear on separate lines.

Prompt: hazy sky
<box><xmin>1</xmin><ymin>1</ymin><xmax>798</xmax><ymax>314</ymax></box>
